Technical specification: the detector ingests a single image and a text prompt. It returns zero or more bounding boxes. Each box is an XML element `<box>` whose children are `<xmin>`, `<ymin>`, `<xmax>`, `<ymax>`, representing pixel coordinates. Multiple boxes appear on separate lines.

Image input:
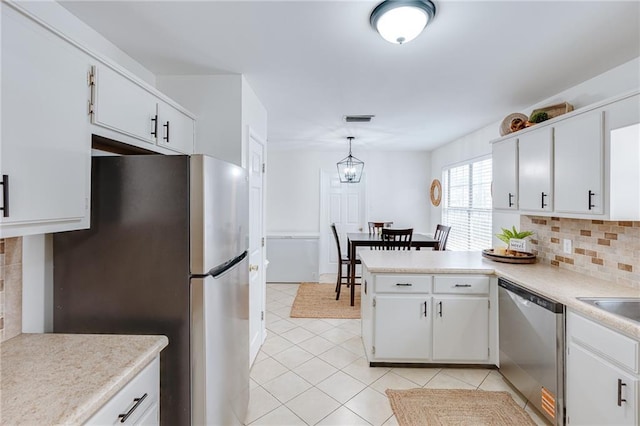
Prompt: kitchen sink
<box><xmin>577</xmin><ymin>297</ymin><xmax>640</xmax><ymax>324</ymax></box>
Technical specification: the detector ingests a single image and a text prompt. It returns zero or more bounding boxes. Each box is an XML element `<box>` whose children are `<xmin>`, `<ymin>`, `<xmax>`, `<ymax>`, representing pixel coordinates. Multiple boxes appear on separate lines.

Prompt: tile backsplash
<box><xmin>522</xmin><ymin>216</ymin><xmax>640</xmax><ymax>289</ymax></box>
<box><xmin>0</xmin><ymin>237</ymin><xmax>23</xmax><ymax>342</ymax></box>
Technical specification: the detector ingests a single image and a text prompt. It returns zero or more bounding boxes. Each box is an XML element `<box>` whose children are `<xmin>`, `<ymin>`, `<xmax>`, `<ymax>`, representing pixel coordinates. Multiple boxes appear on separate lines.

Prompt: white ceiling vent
<box><xmin>344</xmin><ymin>115</ymin><xmax>375</xmax><ymax>123</ymax></box>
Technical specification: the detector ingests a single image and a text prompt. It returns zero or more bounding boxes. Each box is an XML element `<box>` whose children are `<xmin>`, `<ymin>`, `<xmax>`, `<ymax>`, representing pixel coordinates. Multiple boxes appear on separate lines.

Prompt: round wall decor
<box><xmin>430</xmin><ymin>179</ymin><xmax>442</xmax><ymax>206</ymax></box>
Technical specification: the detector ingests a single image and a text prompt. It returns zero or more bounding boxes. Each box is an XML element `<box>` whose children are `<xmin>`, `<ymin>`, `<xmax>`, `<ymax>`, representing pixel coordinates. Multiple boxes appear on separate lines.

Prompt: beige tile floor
<box><xmin>247</xmin><ymin>280</ymin><xmax>550</xmax><ymax>425</ymax></box>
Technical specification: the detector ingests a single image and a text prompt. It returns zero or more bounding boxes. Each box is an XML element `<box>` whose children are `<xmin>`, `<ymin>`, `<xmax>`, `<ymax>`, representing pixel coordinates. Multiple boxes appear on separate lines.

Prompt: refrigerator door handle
<box><xmin>196</xmin><ymin>251</ymin><xmax>248</xmax><ymax>279</ymax></box>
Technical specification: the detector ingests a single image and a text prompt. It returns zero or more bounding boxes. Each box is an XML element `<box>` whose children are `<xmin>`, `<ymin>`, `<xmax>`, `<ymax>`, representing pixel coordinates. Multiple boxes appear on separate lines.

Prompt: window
<box><xmin>442</xmin><ymin>156</ymin><xmax>492</xmax><ymax>251</ymax></box>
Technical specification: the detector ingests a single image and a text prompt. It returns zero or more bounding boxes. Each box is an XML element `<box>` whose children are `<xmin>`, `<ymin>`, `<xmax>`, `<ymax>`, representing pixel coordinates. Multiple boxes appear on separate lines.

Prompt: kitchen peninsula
<box><xmin>359</xmin><ymin>250</ymin><xmax>640</xmax><ymax>338</ymax></box>
<box><xmin>358</xmin><ymin>250</ymin><xmax>640</xmax><ymax>425</ymax></box>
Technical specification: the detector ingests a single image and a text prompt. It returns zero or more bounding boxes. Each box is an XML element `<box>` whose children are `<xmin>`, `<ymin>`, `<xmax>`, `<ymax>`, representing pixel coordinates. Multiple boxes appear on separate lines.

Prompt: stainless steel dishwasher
<box><xmin>498</xmin><ymin>278</ymin><xmax>565</xmax><ymax>425</ymax></box>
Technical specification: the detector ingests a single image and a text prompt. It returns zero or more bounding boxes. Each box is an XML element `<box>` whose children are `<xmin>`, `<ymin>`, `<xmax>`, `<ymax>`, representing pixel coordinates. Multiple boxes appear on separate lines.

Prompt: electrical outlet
<box><xmin>563</xmin><ymin>239</ymin><xmax>572</xmax><ymax>254</ymax></box>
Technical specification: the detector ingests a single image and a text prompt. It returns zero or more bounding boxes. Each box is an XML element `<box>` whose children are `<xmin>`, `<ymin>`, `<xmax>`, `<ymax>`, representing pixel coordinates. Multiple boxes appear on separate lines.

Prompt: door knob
<box><xmin>249</xmin><ymin>264</ymin><xmax>259</xmax><ymax>272</ymax></box>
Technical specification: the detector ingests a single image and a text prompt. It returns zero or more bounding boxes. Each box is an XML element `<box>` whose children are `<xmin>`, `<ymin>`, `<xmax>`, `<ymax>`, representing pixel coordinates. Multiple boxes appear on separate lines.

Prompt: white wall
<box><xmin>266</xmin><ymin>150</ymin><xmax>432</xmax><ymax>234</ymax></box>
<box><xmin>157</xmin><ymin>75</ymin><xmax>243</xmax><ymax>165</ymax></box>
<box><xmin>428</xmin><ymin>57</ymin><xmax>640</xmax><ymax>246</ymax></box>
<box><xmin>157</xmin><ymin>75</ymin><xmax>268</xmax><ymax>168</ymax></box>
<box><xmin>22</xmin><ymin>235</ymin><xmax>53</xmax><ymax>332</ymax></box>
<box><xmin>242</xmin><ymin>76</ymin><xmax>268</xmax><ymax>162</ymax></box>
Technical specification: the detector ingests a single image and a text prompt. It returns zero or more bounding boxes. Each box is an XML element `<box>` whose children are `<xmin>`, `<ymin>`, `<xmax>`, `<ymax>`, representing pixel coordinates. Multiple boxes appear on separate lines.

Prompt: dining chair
<box><xmin>433</xmin><ymin>224</ymin><xmax>451</xmax><ymax>251</ymax></box>
<box><xmin>368</xmin><ymin>221</ymin><xmax>393</xmax><ymax>235</ymax></box>
<box><xmin>331</xmin><ymin>223</ymin><xmax>360</xmax><ymax>300</ymax></box>
<box><xmin>381</xmin><ymin>228</ymin><xmax>413</xmax><ymax>250</ymax></box>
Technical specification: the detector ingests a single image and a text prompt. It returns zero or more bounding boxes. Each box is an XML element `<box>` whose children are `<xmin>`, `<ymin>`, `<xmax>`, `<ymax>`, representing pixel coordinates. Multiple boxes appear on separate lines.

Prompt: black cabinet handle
<box><xmin>1</xmin><ymin>175</ymin><xmax>8</xmax><ymax>217</ymax></box>
<box><xmin>423</xmin><ymin>301</ymin><xmax>428</xmax><ymax>317</ymax></box>
<box><xmin>617</xmin><ymin>379</ymin><xmax>627</xmax><ymax>406</ymax></box>
<box><xmin>454</xmin><ymin>284</ymin><xmax>471</xmax><ymax>288</ymax></box>
<box><xmin>118</xmin><ymin>393</ymin><xmax>148</xmax><ymax>423</ymax></box>
<box><xmin>364</xmin><ymin>280</ymin><xmax>367</xmax><ymax>295</ymax></box>
<box><xmin>163</xmin><ymin>121</ymin><xmax>170</xmax><ymax>142</ymax></box>
<box><xmin>396</xmin><ymin>283</ymin><xmax>412</xmax><ymax>287</ymax></box>
<box><xmin>508</xmin><ymin>192</ymin><xmax>514</xmax><ymax>207</ymax></box>
<box><xmin>438</xmin><ymin>301</ymin><xmax>443</xmax><ymax>317</ymax></box>
<box><xmin>588</xmin><ymin>190</ymin><xmax>595</xmax><ymax>210</ymax></box>
<box><xmin>541</xmin><ymin>192</ymin><xmax>547</xmax><ymax>208</ymax></box>
<box><xmin>150</xmin><ymin>115</ymin><xmax>158</xmax><ymax>137</ymax></box>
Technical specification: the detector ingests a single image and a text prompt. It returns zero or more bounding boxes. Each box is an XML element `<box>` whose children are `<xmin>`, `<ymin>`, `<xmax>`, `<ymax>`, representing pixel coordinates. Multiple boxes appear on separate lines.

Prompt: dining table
<box><xmin>345</xmin><ymin>232</ymin><xmax>439</xmax><ymax>306</ymax></box>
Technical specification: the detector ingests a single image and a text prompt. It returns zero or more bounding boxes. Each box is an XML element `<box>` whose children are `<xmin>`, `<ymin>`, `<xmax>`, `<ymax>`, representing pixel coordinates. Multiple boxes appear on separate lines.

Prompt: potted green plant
<box><xmin>495</xmin><ymin>226</ymin><xmax>534</xmax><ymax>255</ymax></box>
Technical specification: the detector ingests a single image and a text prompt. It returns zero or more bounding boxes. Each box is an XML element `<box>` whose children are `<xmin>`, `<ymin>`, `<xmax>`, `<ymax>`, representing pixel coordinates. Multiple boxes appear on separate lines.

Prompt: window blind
<box><xmin>442</xmin><ymin>157</ymin><xmax>492</xmax><ymax>251</ymax></box>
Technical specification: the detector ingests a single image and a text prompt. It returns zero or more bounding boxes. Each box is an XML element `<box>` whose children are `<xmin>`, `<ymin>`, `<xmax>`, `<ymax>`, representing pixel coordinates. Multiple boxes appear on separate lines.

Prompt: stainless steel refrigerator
<box><xmin>53</xmin><ymin>154</ymin><xmax>249</xmax><ymax>426</ymax></box>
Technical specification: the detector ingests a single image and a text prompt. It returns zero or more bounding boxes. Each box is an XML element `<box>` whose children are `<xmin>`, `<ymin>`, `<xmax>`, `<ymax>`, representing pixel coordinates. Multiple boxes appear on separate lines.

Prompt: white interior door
<box><xmin>248</xmin><ymin>130</ymin><xmax>266</xmax><ymax>366</ymax></box>
<box><xmin>319</xmin><ymin>170</ymin><xmax>366</xmax><ymax>275</ymax></box>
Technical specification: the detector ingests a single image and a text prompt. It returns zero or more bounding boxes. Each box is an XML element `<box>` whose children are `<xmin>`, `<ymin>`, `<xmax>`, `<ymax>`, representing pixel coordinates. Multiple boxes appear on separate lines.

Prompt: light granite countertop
<box><xmin>1</xmin><ymin>333</ymin><xmax>168</xmax><ymax>425</ymax></box>
<box><xmin>359</xmin><ymin>250</ymin><xmax>640</xmax><ymax>340</ymax></box>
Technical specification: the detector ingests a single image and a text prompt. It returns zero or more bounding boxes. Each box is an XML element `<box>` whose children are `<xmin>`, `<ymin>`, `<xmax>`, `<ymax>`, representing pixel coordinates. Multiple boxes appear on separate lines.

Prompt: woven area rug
<box><xmin>386</xmin><ymin>389</ymin><xmax>536</xmax><ymax>426</ymax></box>
<box><xmin>290</xmin><ymin>283</ymin><xmax>361</xmax><ymax>319</ymax></box>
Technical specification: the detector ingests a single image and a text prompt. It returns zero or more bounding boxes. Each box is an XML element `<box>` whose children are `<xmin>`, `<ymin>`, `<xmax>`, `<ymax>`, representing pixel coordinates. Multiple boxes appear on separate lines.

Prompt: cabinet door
<box><xmin>432</xmin><ymin>297</ymin><xmax>489</xmax><ymax>361</ymax></box>
<box><xmin>374</xmin><ymin>295</ymin><xmax>431</xmax><ymax>360</ymax></box>
<box><xmin>361</xmin><ymin>270</ymin><xmax>374</xmax><ymax>360</ymax></box>
<box><xmin>518</xmin><ymin>128</ymin><xmax>553</xmax><ymax>212</ymax></box>
<box><xmin>1</xmin><ymin>4</ymin><xmax>90</xmax><ymax>237</ymax></box>
<box><xmin>492</xmin><ymin>138</ymin><xmax>518</xmax><ymax>210</ymax></box>
<box><xmin>93</xmin><ymin>65</ymin><xmax>158</xmax><ymax>145</ymax></box>
<box><xmin>86</xmin><ymin>357</ymin><xmax>160</xmax><ymax>425</ymax></box>
<box><xmin>567</xmin><ymin>343</ymin><xmax>637</xmax><ymax>426</ymax></box>
<box><xmin>554</xmin><ymin>110</ymin><xmax>604</xmax><ymax>214</ymax></box>
<box><xmin>157</xmin><ymin>101</ymin><xmax>194</xmax><ymax>154</ymax></box>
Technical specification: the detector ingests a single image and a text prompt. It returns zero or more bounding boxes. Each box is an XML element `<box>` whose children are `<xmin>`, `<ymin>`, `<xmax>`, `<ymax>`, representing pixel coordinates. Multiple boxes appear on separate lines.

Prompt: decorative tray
<box><xmin>482</xmin><ymin>249</ymin><xmax>537</xmax><ymax>264</ymax></box>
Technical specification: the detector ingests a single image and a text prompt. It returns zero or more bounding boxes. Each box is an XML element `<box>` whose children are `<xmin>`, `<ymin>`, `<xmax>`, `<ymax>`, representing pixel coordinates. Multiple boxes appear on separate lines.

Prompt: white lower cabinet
<box><xmin>432</xmin><ymin>297</ymin><xmax>489</xmax><ymax>361</ymax></box>
<box><xmin>86</xmin><ymin>356</ymin><xmax>160</xmax><ymax>426</ymax></box>
<box><xmin>361</xmin><ymin>268</ymin><xmax>497</xmax><ymax>364</ymax></box>
<box><xmin>374</xmin><ymin>295</ymin><xmax>432</xmax><ymax>360</ymax></box>
<box><xmin>566</xmin><ymin>310</ymin><xmax>639</xmax><ymax>425</ymax></box>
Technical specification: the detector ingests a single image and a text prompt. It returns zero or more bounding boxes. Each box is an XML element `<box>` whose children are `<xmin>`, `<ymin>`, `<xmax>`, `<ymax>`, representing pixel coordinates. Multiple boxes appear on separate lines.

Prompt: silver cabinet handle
<box><xmin>119</xmin><ymin>393</ymin><xmax>148</xmax><ymax>423</ymax></box>
<box><xmin>454</xmin><ymin>284</ymin><xmax>472</xmax><ymax>288</ymax></box>
<box><xmin>617</xmin><ymin>379</ymin><xmax>627</xmax><ymax>406</ymax></box>
<box><xmin>396</xmin><ymin>283</ymin><xmax>412</xmax><ymax>286</ymax></box>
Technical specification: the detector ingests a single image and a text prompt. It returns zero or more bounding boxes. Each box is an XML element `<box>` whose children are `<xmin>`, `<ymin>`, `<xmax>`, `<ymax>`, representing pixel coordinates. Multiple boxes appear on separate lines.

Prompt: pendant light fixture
<box><xmin>337</xmin><ymin>137</ymin><xmax>364</xmax><ymax>183</ymax></box>
<box><xmin>370</xmin><ymin>0</ymin><xmax>436</xmax><ymax>45</ymax></box>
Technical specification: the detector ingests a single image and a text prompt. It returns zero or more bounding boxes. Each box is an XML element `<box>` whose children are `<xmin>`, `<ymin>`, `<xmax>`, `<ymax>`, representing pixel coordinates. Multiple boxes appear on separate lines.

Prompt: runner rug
<box><xmin>385</xmin><ymin>388</ymin><xmax>536</xmax><ymax>426</ymax></box>
<box><xmin>290</xmin><ymin>283</ymin><xmax>361</xmax><ymax>319</ymax></box>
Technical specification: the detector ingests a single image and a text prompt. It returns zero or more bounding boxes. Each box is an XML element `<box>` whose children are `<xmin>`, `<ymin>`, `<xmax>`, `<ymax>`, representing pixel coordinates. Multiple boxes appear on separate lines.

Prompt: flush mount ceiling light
<box><xmin>370</xmin><ymin>0</ymin><xmax>436</xmax><ymax>44</ymax></box>
<box><xmin>337</xmin><ymin>137</ymin><xmax>364</xmax><ymax>183</ymax></box>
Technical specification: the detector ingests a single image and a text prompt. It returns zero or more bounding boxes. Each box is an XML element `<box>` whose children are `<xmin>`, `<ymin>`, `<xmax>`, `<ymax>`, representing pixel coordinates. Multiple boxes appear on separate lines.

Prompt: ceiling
<box><xmin>59</xmin><ymin>1</ymin><xmax>640</xmax><ymax>152</ymax></box>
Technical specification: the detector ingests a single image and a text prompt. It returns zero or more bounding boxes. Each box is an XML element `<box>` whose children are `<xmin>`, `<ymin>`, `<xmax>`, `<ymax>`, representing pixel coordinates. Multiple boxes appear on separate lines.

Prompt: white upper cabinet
<box><xmin>492</xmin><ymin>137</ymin><xmax>518</xmax><ymax>210</ymax></box>
<box><xmin>92</xmin><ymin>65</ymin><xmax>159</xmax><ymax>146</ymax></box>
<box><xmin>157</xmin><ymin>102</ymin><xmax>195</xmax><ymax>154</ymax></box>
<box><xmin>554</xmin><ymin>110</ymin><xmax>604</xmax><ymax>215</ymax></box>
<box><xmin>518</xmin><ymin>127</ymin><xmax>553</xmax><ymax>212</ymax></box>
<box><xmin>1</xmin><ymin>3</ymin><xmax>91</xmax><ymax>237</ymax></box>
<box><xmin>92</xmin><ymin>65</ymin><xmax>195</xmax><ymax>154</ymax></box>
<box><xmin>491</xmin><ymin>91</ymin><xmax>639</xmax><ymax>220</ymax></box>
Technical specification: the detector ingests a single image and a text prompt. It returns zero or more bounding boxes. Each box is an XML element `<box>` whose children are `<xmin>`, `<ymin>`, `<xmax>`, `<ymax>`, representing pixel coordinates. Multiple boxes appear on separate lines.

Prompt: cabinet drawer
<box><xmin>375</xmin><ymin>274</ymin><xmax>432</xmax><ymax>293</ymax></box>
<box><xmin>568</xmin><ymin>311</ymin><xmax>639</xmax><ymax>373</ymax></box>
<box><xmin>86</xmin><ymin>356</ymin><xmax>160</xmax><ymax>425</ymax></box>
<box><xmin>433</xmin><ymin>276</ymin><xmax>490</xmax><ymax>294</ymax></box>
